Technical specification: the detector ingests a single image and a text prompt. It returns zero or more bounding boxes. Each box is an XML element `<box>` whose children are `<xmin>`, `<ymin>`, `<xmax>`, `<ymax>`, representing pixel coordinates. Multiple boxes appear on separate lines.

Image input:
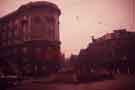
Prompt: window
<box><xmin>8</xmin><ymin>31</ymin><xmax>12</xmax><ymax>38</ymax></box>
<box><xmin>36</xmin><ymin>48</ymin><xmax>42</xmax><ymax>53</ymax></box>
<box><xmin>1</xmin><ymin>31</ymin><xmax>8</xmax><ymax>41</ymax></box>
<box><xmin>33</xmin><ymin>16</ymin><xmax>42</xmax><ymax>24</ymax></box>
<box><xmin>22</xmin><ymin>47</ymin><xmax>27</xmax><ymax>53</ymax></box>
<box><xmin>45</xmin><ymin>16</ymin><xmax>54</xmax><ymax>31</ymax></box>
<box><xmin>7</xmin><ymin>40</ymin><xmax>10</xmax><ymax>45</ymax></box>
<box><xmin>2</xmin><ymin>42</ymin><xmax>7</xmax><ymax>46</ymax></box>
<box><xmin>46</xmin><ymin>16</ymin><xmax>54</xmax><ymax>23</ymax></box>
<box><xmin>21</xmin><ymin>16</ymin><xmax>28</xmax><ymax>25</ymax></box>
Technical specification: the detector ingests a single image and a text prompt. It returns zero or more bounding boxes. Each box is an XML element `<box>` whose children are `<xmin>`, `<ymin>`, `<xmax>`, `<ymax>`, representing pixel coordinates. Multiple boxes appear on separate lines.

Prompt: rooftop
<box><xmin>0</xmin><ymin>1</ymin><xmax>61</xmax><ymax>22</ymax></box>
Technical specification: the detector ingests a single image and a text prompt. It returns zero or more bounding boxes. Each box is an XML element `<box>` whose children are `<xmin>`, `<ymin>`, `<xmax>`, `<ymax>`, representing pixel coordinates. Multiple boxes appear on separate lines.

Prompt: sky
<box><xmin>0</xmin><ymin>0</ymin><xmax>134</xmax><ymax>58</ymax></box>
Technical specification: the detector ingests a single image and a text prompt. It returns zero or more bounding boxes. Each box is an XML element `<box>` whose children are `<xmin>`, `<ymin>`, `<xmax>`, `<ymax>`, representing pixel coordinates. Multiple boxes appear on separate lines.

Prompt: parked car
<box><xmin>0</xmin><ymin>75</ymin><xmax>23</xmax><ymax>89</ymax></box>
<box><xmin>76</xmin><ymin>68</ymin><xmax>113</xmax><ymax>82</ymax></box>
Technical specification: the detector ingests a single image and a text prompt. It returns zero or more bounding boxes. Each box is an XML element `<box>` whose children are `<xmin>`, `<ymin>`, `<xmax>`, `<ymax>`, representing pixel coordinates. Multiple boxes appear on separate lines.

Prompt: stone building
<box><xmin>0</xmin><ymin>1</ymin><xmax>61</xmax><ymax>76</ymax></box>
<box><xmin>75</xmin><ymin>29</ymin><xmax>135</xmax><ymax>74</ymax></box>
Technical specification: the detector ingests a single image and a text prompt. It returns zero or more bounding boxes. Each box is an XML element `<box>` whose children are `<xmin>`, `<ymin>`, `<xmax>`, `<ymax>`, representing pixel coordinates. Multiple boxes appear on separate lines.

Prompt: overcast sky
<box><xmin>0</xmin><ymin>0</ymin><xmax>134</xmax><ymax>58</ymax></box>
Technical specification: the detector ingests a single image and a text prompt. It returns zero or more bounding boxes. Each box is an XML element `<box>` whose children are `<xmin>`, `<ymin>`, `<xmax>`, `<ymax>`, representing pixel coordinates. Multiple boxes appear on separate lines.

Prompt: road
<box><xmin>7</xmin><ymin>74</ymin><xmax>135</xmax><ymax>90</ymax></box>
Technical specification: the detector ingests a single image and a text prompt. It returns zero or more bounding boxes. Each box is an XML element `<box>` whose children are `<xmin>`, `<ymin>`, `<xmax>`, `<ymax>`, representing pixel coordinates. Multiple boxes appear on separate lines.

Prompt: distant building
<box><xmin>0</xmin><ymin>1</ymin><xmax>61</xmax><ymax>76</ymax></box>
<box><xmin>93</xmin><ymin>29</ymin><xmax>135</xmax><ymax>43</ymax></box>
<box><xmin>77</xmin><ymin>29</ymin><xmax>135</xmax><ymax>74</ymax></box>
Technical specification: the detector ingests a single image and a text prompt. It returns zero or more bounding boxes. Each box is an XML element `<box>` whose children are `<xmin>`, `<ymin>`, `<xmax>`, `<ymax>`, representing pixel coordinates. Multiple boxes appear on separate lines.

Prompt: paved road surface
<box><xmin>7</xmin><ymin>74</ymin><xmax>135</xmax><ymax>90</ymax></box>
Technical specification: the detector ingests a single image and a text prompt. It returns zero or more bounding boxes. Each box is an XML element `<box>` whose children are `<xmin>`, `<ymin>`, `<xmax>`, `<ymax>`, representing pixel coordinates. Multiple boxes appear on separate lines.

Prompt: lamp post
<box><xmin>133</xmin><ymin>0</ymin><xmax>134</xmax><ymax>30</ymax></box>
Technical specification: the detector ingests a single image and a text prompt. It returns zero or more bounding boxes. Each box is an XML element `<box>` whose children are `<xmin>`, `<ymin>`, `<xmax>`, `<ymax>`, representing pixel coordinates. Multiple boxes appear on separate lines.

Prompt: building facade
<box><xmin>0</xmin><ymin>1</ymin><xmax>61</xmax><ymax>76</ymax></box>
<box><xmin>75</xmin><ymin>29</ymin><xmax>135</xmax><ymax>74</ymax></box>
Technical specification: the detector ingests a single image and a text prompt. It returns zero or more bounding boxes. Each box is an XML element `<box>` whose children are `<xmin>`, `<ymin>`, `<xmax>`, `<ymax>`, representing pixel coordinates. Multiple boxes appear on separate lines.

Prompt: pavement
<box><xmin>7</xmin><ymin>74</ymin><xmax>135</xmax><ymax>90</ymax></box>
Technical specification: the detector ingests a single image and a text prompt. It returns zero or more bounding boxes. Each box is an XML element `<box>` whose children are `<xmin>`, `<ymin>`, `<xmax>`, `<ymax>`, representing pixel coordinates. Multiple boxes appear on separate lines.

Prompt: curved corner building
<box><xmin>0</xmin><ymin>1</ymin><xmax>61</xmax><ymax>75</ymax></box>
